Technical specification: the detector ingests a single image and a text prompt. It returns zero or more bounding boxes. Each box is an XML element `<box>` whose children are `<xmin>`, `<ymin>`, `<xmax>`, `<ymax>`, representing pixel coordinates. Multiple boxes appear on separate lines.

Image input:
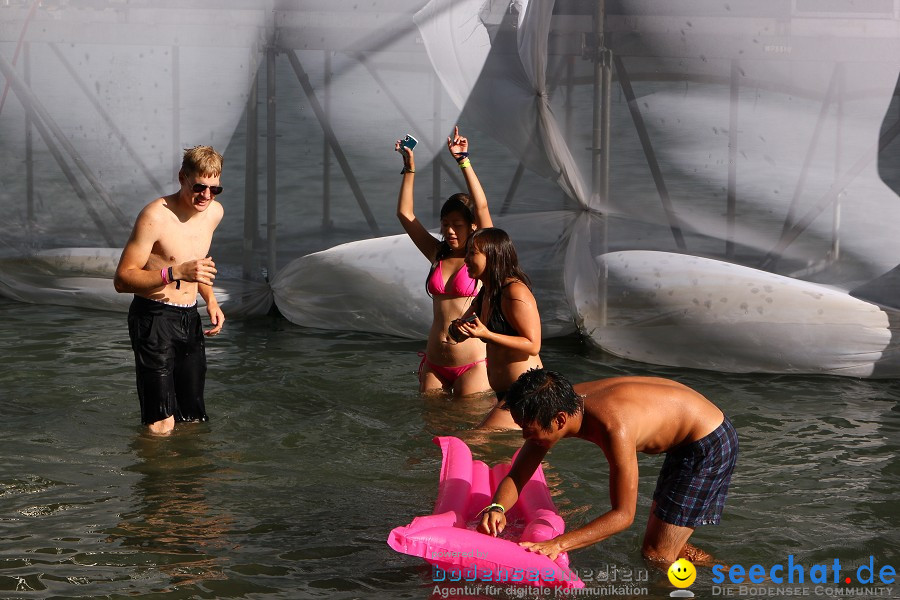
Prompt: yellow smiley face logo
<box><xmin>667</xmin><ymin>558</ymin><xmax>697</xmax><ymax>588</ymax></box>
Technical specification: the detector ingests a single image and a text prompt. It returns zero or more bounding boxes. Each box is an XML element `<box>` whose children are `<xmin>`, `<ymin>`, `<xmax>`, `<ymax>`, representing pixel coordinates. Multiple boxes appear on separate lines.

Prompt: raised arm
<box><xmin>478</xmin><ymin>440</ymin><xmax>548</xmax><ymax>536</ymax></box>
<box><xmin>395</xmin><ymin>140</ymin><xmax>440</xmax><ymax>261</ymax></box>
<box><xmin>448</xmin><ymin>125</ymin><xmax>492</xmax><ymax>229</ymax></box>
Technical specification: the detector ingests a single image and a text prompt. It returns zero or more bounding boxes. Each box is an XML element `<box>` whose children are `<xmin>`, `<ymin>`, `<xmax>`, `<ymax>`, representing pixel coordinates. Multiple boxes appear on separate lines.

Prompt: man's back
<box><xmin>575</xmin><ymin>376</ymin><xmax>725</xmax><ymax>455</ymax></box>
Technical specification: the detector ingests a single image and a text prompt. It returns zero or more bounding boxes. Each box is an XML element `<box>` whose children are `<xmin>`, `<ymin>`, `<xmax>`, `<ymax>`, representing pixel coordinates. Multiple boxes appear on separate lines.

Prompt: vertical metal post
<box><xmin>592</xmin><ymin>0</ymin><xmax>611</xmax><ymax>327</ymax></box>
<box><xmin>243</xmin><ymin>65</ymin><xmax>259</xmax><ymax>280</ymax></box>
<box><xmin>832</xmin><ymin>63</ymin><xmax>844</xmax><ymax>261</ymax></box>
<box><xmin>172</xmin><ymin>45</ymin><xmax>180</xmax><ymax>176</ymax></box>
<box><xmin>49</xmin><ymin>42</ymin><xmax>165</xmax><ymax>195</ymax></box>
<box><xmin>500</xmin><ymin>163</ymin><xmax>526</xmax><ymax>216</ymax></box>
<box><xmin>266</xmin><ymin>46</ymin><xmax>277</xmax><ymax>279</ymax></box>
<box><xmin>726</xmin><ymin>59</ymin><xmax>739</xmax><ymax>259</ymax></box>
<box><xmin>286</xmin><ymin>50</ymin><xmax>380</xmax><ymax>235</ymax></box>
<box><xmin>766</xmin><ymin>64</ymin><xmax>840</xmax><ymax>270</ymax></box>
<box><xmin>564</xmin><ymin>55</ymin><xmax>575</xmax><ymax>208</ymax></box>
<box><xmin>615</xmin><ymin>55</ymin><xmax>686</xmax><ymax>250</ymax></box>
<box><xmin>0</xmin><ymin>53</ymin><xmax>127</xmax><ymax>230</ymax></box>
<box><xmin>592</xmin><ymin>0</ymin><xmax>611</xmax><ymax>209</ymax></box>
<box><xmin>24</xmin><ymin>41</ymin><xmax>34</xmax><ymax>226</ymax></box>
<box><xmin>323</xmin><ymin>51</ymin><xmax>332</xmax><ymax>230</ymax></box>
<box><xmin>432</xmin><ymin>72</ymin><xmax>442</xmax><ymax>219</ymax></box>
<box><xmin>356</xmin><ymin>53</ymin><xmax>464</xmax><ymax>190</ymax></box>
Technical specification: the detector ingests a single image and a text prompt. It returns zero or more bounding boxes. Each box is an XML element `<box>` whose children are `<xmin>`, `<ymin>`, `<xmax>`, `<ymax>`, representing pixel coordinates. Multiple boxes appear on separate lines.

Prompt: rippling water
<box><xmin>0</xmin><ymin>298</ymin><xmax>897</xmax><ymax>599</ymax></box>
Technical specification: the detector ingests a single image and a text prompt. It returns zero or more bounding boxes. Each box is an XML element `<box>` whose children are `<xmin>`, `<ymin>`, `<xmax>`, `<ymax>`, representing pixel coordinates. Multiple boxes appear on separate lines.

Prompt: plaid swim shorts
<box><xmin>652</xmin><ymin>415</ymin><xmax>738</xmax><ymax>527</ymax></box>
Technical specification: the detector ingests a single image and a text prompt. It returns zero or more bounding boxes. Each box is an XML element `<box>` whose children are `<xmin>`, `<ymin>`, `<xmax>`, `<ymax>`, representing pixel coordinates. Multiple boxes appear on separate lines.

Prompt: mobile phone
<box><xmin>448</xmin><ymin>314</ymin><xmax>478</xmax><ymax>343</ymax></box>
<box><xmin>400</xmin><ymin>134</ymin><xmax>418</xmax><ymax>150</ymax></box>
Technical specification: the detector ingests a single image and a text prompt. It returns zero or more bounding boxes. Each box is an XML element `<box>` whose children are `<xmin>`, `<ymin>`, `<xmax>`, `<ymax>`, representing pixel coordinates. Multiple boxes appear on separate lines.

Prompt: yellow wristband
<box><xmin>477</xmin><ymin>502</ymin><xmax>505</xmax><ymax>517</ymax></box>
<box><xmin>458</xmin><ymin>158</ymin><xmax>471</xmax><ymax>169</ymax></box>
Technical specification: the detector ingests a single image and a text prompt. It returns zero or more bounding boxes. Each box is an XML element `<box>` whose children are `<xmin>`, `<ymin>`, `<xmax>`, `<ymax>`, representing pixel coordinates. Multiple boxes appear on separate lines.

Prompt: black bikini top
<box><xmin>474</xmin><ymin>282</ymin><xmax>520</xmax><ymax>337</ymax></box>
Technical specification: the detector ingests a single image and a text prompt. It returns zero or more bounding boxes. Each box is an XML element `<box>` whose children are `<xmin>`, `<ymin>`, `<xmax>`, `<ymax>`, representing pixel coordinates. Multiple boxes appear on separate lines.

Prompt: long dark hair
<box><xmin>469</xmin><ymin>227</ymin><xmax>531</xmax><ymax>313</ymax></box>
<box><xmin>425</xmin><ymin>193</ymin><xmax>476</xmax><ymax>297</ymax></box>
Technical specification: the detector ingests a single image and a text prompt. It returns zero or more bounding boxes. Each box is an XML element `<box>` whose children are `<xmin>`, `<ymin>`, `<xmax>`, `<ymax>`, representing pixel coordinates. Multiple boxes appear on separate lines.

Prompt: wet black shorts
<box><xmin>652</xmin><ymin>415</ymin><xmax>738</xmax><ymax>527</ymax></box>
<box><xmin>127</xmin><ymin>295</ymin><xmax>208</xmax><ymax>425</ymax></box>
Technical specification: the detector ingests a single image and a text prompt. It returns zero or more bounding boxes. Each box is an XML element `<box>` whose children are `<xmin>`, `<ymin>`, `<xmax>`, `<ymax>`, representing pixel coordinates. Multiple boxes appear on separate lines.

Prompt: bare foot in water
<box><xmin>643</xmin><ymin>543</ymin><xmax>724</xmax><ymax>571</ymax></box>
<box><xmin>679</xmin><ymin>542</ymin><xmax>719</xmax><ymax>567</ymax></box>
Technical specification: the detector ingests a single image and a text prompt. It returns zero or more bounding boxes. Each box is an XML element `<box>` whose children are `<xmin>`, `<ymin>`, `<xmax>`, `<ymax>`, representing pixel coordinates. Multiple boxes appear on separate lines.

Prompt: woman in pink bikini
<box><xmin>395</xmin><ymin>126</ymin><xmax>492</xmax><ymax>397</ymax></box>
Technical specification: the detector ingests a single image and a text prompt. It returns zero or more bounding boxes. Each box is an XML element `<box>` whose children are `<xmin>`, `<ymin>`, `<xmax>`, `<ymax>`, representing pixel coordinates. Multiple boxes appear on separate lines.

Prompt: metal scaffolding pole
<box><xmin>761</xmin><ymin>65</ymin><xmax>841</xmax><ymax>270</ymax></box>
<box><xmin>592</xmin><ymin>0</ymin><xmax>611</xmax><ymax>209</ymax></box>
<box><xmin>760</xmin><ymin>116</ymin><xmax>900</xmax><ymax>270</ymax></box>
<box><xmin>49</xmin><ymin>42</ymin><xmax>165</xmax><ymax>196</ymax></box>
<box><xmin>614</xmin><ymin>55</ymin><xmax>687</xmax><ymax>250</ymax></box>
<box><xmin>172</xmin><ymin>45</ymin><xmax>180</xmax><ymax>177</ymax></box>
<box><xmin>591</xmin><ymin>0</ymin><xmax>611</xmax><ymax>329</ymax></box>
<box><xmin>0</xmin><ymin>52</ymin><xmax>127</xmax><ymax>235</ymax></box>
<box><xmin>564</xmin><ymin>55</ymin><xmax>575</xmax><ymax>209</ymax></box>
<box><xmin>266</xmin><ymin>45</ymin><xmax>278</xmax><ymax>278</ymax></box>
<box><xmin>500</xmin><ymin>163</ymin><xmax>525</xmax><ymax>216</ymax></box>
<box><xmin>355</xmin><ymin>54</ymin><xmax>464</xmax><ymax>191</ymax></box>
<box><xmin>24</xmin><ymin>41</ymin><xmax>33</xmax><ymax>227</ymax></box>
<box><xmin>832</xmin><ymin>63</ymin><xmax>845</xmax><ymax>262</ymax></box>
<box><xmin>285</xmin><ymin>49</ymin><xmax>380</xmax><ymax>235</ymax></box>
<box><xmin>243</xmin><ymin>65</ymin><xmax>259</xmax><ymax>280</ymax></box>
<box><xmin>432</xmin><ymin>72</ymin><xmax>442</xmax><ymax>219</ymax></box>
<box><xmin>726</xmin><ymin>59</ymin><xmax>739</xmax><ymax>259</ymax></box>
<box><xmin>323</xmin><ymin>51</ymin><xmax>333</xmax><ymax>230</ymax></box>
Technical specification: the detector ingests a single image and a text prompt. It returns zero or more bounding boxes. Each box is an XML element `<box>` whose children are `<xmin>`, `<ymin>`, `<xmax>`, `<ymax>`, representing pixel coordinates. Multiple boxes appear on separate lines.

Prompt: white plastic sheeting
<box><xmin>588</xmin><ymin>251</ymin><xmax>900</xmax><ymax>377</ymax></box>
<box><xmin>273</xmin><ymin>212</ymin><xmax>578</xmax><ymax>339</ymax></box>
<box><xmin>0</xmin><ymin>247</ymin><xmax>272</xmax><ymax>317</ymax></box>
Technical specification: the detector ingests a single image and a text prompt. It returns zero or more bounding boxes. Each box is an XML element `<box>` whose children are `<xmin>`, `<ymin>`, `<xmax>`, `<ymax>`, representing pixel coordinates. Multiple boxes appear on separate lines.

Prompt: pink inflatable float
<box><xmin>388</xmin><ymin>436</ymin><xmax>584</xmax><ymax>588</ymax></box>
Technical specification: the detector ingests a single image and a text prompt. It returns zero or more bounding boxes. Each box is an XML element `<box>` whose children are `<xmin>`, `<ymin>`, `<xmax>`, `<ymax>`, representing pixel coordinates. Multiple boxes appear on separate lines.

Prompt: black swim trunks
<box><xmin>652</xmin><ymin>415</ymin><xmax>738</xmax><ymax>527</ymax></box>
<box><xmin>127</xmin><ymin>295</ymin><xmax>208</xmax><ymax>425</ymax></box>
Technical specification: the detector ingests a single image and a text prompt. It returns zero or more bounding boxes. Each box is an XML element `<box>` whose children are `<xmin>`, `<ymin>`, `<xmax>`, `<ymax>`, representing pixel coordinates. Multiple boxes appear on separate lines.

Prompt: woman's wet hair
<box><xmin>440</xmin><ymin>193</ymin><xmax>475</xmax><ymax>223</ymax></box>
<box><xmin>426</xmin><ymin>194</ymin><xmax>477</xmax><ymax>296</ymax></box>
<box><xmin>468</xmin><ymin>227</ymin><xmax>531</xmax><ymax>311</ymax></box>
<box><xmin>504</xmin><ymin>368</ymin><xmax>581</xmax><ymax>430</ymax></box>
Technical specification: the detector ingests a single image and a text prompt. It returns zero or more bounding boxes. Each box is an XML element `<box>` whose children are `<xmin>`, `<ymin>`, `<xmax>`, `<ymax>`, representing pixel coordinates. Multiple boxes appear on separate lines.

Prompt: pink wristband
<box><xmin>161</xmin><ymin>268</ymin><xmax>170</xmax><ymax>284</ymax></box>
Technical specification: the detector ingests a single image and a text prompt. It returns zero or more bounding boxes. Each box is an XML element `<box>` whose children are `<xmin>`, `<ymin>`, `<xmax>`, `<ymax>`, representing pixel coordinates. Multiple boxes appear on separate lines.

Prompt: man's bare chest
<box><xmin>154</xmin><ymin>220</ymin><xmax>214</xmax><ymax>262</ymax></box>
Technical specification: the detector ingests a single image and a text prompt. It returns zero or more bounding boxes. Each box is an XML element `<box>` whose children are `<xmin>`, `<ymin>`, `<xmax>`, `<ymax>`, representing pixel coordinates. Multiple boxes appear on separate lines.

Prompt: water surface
<box><xmin>0</xmin><ymin>299</ymin><xmax>897</xmax><ymax>599</ymax></box>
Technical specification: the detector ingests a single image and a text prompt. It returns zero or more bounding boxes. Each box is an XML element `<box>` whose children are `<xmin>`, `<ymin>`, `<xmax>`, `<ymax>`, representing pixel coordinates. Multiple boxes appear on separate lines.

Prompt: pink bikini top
<box><xmin>426</xmin><ymin>260</ymin><xmax>478</xmax><ymax>297</ymax></box>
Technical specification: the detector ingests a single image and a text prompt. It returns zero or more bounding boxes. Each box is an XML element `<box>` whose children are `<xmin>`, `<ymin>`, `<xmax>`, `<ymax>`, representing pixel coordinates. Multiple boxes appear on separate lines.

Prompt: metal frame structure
<box><xmin>1</xmin><ymin>0</ymin><xmax>899</xmax><ymax>280</ymax></box>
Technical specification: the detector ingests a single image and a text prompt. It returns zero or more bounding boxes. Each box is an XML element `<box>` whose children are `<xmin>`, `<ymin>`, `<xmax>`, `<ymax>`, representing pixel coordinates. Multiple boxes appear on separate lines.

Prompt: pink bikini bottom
<box><xmin>418</xmin><ymin>352</ymin><xmax>487</xmax><ymax>386</ymax></box>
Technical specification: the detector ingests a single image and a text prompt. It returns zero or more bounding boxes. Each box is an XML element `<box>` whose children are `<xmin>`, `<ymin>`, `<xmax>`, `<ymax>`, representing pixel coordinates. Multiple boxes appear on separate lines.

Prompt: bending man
<box><xmin>478</xmin><ymin>368</ymin><xmax>737</xmax><ymax>564</ymax></box>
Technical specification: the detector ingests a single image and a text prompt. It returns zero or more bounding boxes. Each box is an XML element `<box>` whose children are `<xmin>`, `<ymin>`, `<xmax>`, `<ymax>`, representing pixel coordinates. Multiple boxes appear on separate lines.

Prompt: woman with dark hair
<box><xmin>452</xmin><ymin>227</ymin><xmax>543</xmax><ymax>429</ymax></box>
<box><xmin>395</xmin><ymin>127</ymin><xmax>492</xmax><ymax>397</ymax></box>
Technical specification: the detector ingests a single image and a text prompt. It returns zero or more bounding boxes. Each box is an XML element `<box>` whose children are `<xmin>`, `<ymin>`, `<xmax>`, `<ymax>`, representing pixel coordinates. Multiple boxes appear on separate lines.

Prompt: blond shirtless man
<box><xmin>114</xmin><ymin>146</ymin><xmax>225</xmax><ymax>435</ymax></box>
<box><xmin>478</xmin><ymin>368</ymin><xmax>738</xmax><ymax>565</ymax></box>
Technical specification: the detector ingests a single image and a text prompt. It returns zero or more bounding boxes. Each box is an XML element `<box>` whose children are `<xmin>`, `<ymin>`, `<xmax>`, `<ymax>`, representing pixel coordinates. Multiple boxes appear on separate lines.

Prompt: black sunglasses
<box><xmin>192</xmin><ymin>183</ymin><xmax>224</xmax><ymax>195</ymax></box>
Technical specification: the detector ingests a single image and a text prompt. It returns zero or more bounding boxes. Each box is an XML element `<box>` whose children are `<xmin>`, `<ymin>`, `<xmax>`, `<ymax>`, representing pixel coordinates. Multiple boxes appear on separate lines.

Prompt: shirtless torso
<box><xmin>481</xmin><ymin>371</ymin><xmax>736</xmax><ymax>565</ymax></box>
<box><xmin>575</xmin><ymin>377</ymin><xmax>724</xmax><ymax>455</ymax></box>
<box><xmin>117</xmin><ymin>193</ymin><xmax>223</xmax><ymax>305</ymax></box>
